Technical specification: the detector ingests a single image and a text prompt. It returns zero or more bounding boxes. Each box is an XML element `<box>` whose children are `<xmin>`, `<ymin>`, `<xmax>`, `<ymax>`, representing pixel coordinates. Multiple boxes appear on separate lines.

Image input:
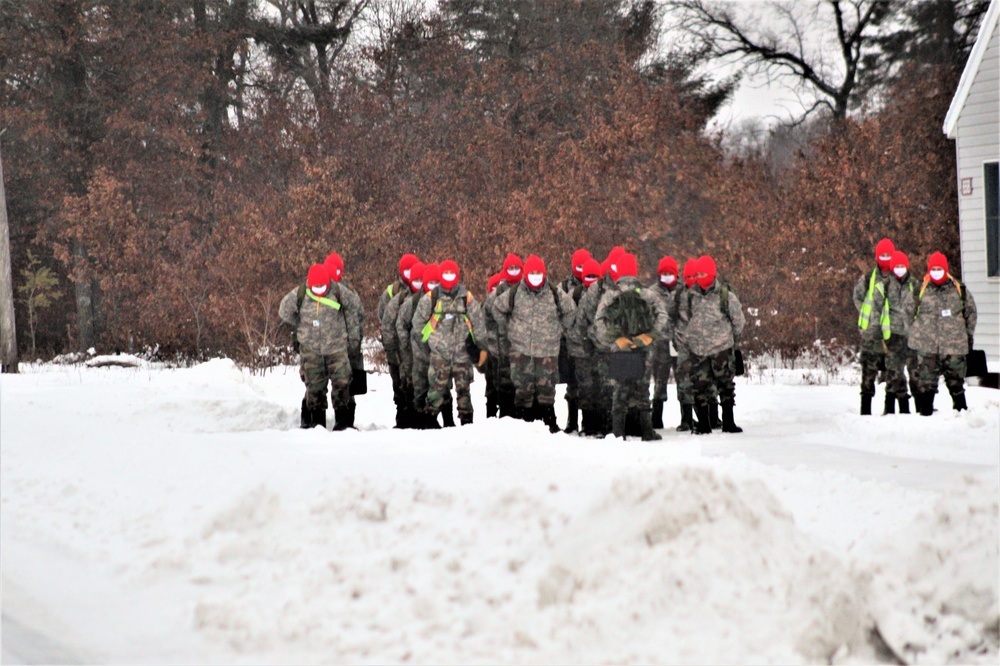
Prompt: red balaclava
<box><xmin>524</xmin><ymin>254</ymin><xmax>547</xmax><ymax>289</ymax></box>
<box><xmin>502</xmin><ymin>253</ymin><xmax>523</xmax><ymax>284</ymax></box>
<box><xmin>927</xmin><ymin>252</ymin><xmax>949</xmax><ymax>285</ymax></box>
<box><xmin>614</xmin><ymin>253</ymin><xmax>638</xmax><ymax>282</ymax></box>
<box><xmin>439</xmin><ymin>259</ymin><xmax>460</xmax><ymax>291</ymax></box>
<box><xmin>407</xmin><ymin>261</ymin><xmax>426</xmax><ymax>293</ymax></box>
<box><xmin>307</xmin><ymin>263</ymin><xmax>330</xmax><ymax>295</ymax></box>
<box><xmin>399</xmin><ymin>253</ymin><xmax>419</xmax><ymax>284</ymax></box>
<box><xmin>890</xmin><ymin>251</ymin><xmax>909</xmax><ymax>280</ymax></box>
<box><xmin>875</xmin><ymin>238</ymin><xmax>895</xmax><ymax>272</ymax></box>
<box><xmin>658</xmin><ymin>255</ymin><xmax>679</xmax><ymax>287</ymax></box>
<box><xmin>697</xmin><ymin>255</ymin><xmax>717</xmax><ymax>291</ymax></box>
<box><xmin>581</xmin><ymin>258</ymin><xmax>602</xmax><ymax>288</ymax></box>
<box><xmin>487</xmin><ymin>272</ymin><xmax>503</xmax><ymax>294</ymax></box>
<box><xmin>423</xmin><ymin>263</ymin><xmax>441</xmax><ymax>292</ymax></box>
<box><xmin>606</xmin><ymin>246</ymin><xmax>626</xmax><ymax>278</ymax></box>
<box><xmin>324</xmin><ymin>252</ymin><xmax>344</xmax><ymax>282</ymax></box>
<box><xmin>571</xmin><ymin>249</ymin><xmax>591</xmax><ymax>282</ymax></box>
<box><xmin>683</xmin><ymin>259</ymin><xmax>698</xmax><ymax>288</ymax></box>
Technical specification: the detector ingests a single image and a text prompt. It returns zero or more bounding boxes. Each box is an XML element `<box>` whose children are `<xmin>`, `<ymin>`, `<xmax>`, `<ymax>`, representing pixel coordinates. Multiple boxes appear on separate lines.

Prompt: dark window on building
<box><xmin>987</xmin><ymin>162</ymin><xmax>999</xmax><ymax>277</ymax></box>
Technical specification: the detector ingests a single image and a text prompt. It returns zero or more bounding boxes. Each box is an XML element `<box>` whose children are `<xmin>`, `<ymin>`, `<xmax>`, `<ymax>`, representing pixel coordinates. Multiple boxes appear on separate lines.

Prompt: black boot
<box><xmin>917</xmin><ymin>392</ymin><xmax>936</xmax><ymax>416</ymax></box>
<box><xmin>951</xmin><ymin>392</ymin><xmax>968</xmax><ymax>412</ymax></box>
<box><xmin>313</xmin><ymin>406</ymin><xmax>327</xmax><ymax>429</ymax></box>
<box><xmin>542</xmin><ymin>404</ymin><xmax>560</xmax><ymax>433</ymax></box>
<box><xmin>460</xmin><ymin>413</ymin><xmax>473</xmax><ymax>425</ymax></box>
<box><xmin>344</xmin><ymin>401</ymin><xmax>356</xmax><ymax>429</ymax></box>
<box><xmin>693</xmin><ymin>404</ymin><xmax>712</xmax><ymax>435</ymax></box>
<box><xmin>625</xmin><ymin>409</ymin><xmax>642</xmax><ymax>437</ymax></box>
<box><xmin>611</xmin><ymin>411</ymin><xmax>626</xmax><ymax>439</ymax></box>
<box><xmin>332</xmin><ymin>407</ymin><xmax>350</xmax><ymax>431</ymax></box>
<box><xmin>710</xmin><ymin>402</ymin><xmax>722</xmax><ymax>430</ymax></box>
<box><xmin>440</xmin><ymin>404</ymin><xmax>456</xmax><ymax>428</ymax></box>
<box><xmin>499</xmin><ymin>391</ymin><xmax>515</xmax><ymax>418</ymax></box>
<box><xmin>425</xmin><ymin>410</ymin><xmax>442</xmax><ymax>428</ymax></box>
<box><xmin>640</xmin><ymin>411</ymin><xmax>662</xmax><ymax>441</ymax></box>
<box><xmin>486</xmin><ymin>398</ymin><xmax>498</xmax><ymax>419</ymax></box>
<box><xmin>676</xmin><ymin>404</ymin><xmax>693</xmax><ymax>432</ymax></box>
<box><xmin>721</xmin><ymin>402</ymin><xmax>743</xmax><ymax>433</ymax></box>
<box><xmin>651</xmin><ymin>399</ymin><xmax>664</xmax><ymax>429</ymax></box>
<box><xmin>564</xmin><ymin>400</ymin><xmax>579</xmax><ymax>433</ymax></box>
<box><xmin>860</xmin><ymin>395</ymin><xmax>873</xmax><ymax>416</ymax></box>
<box><xmin>300</xmin><ymin>398</ymin><xmax>314</xmax><ymax>429</ymax></box>
<box><xmin>883</xmin><ymin>393</ymin><xmax>896</xmax><ymax>415</ymax></box>
<box><xmin>581</xmin><ymin>409</ymin><xmax>597</xmax><ymax>436</ymax></box>
<box><xmin>898</xmin><ymin>395</ymin><xmax>910</xmax><ymax>414</ymax></box>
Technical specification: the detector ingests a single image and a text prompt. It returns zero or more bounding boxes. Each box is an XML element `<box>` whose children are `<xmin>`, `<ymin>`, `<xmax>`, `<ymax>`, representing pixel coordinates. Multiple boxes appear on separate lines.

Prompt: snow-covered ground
<box><xmin>1</xmin><ymin>358</ymin><xmax>997</xmax><ymax>664</ymax></box>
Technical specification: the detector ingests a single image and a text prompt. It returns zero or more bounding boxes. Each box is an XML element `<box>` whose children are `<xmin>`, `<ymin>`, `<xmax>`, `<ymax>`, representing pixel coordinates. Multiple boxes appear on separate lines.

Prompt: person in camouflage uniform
<box><xmin>852</xmin><ymin>237</ymin><xmax>896</xmax><ymax>415</ymax></box>
<box><xmin>492</xmin><ymin>254</ymin><xmax>577</xmax><ymax>432</ymax></box>
<box><xmin>383</xmin><ymin>260</ymin><xmax>424</xmax><ymax>428</ymax></box>
<box><xmin>379</xmin><ymin>253</ymin><xmax>418</xmax><ymax>428</ymax></box>
<box><xmin>594</xmin><ymin>252</ymin><xmax>669</xmax><ymax>441</ymax></box>
<box><xmin>324</xmin><ymin>252</ymin><xmax>366</xmax><ymax>429</ymax></box>
<box><xmin>557</xmin><ymin>248</ymin><xmax>591</xmax><ymax>433</ymax></box>
<box><xmin>574</xmin><ymin>252</ymin><xmax>621</xmax><ymax>436</ymax></box>
<box><xmin>413</xmin><ymin>259</ymin><xmax>488</xmax><ymax>426</ymax></box>
<box><xmin>494</xmin><ymin>253</ymin><xmax>524</xmax><ymax>418</ymax></box>
<box><xmin>674</xmin><ymin>256</ymin><xmax>746</xmax><ymax>435</ymax></box>
<box><xmin>648</xmin><ymin>255</ymin><xmax>680</xmax><ymax>429</ymax></box>
<box><xmin>483</xmin><ymin>272</ymin><xmax>504</xmax><ymax>418</ymax></box>
<box><xmin>883</xmin><ymin>250</ymin><xmax>918</xmax><ymax>415</ymax></box>
<box><xmin>904</xmin><ymin>251</ymin><xmax>977</xmax><ymax>415</ymax></box>
<box><xmin>569</xmin><ymin>258</ymin><xmax>605</xmax><ymax>436</ymax></box>
<box><xmin>279</xmin><ymin>262</ymin><xmax>363</xmax><ymax>431</ymax></box>
<box><xmin>400</xmin><ymin>263</ymin><xmax>452</xmax><ymax>428</ymax></box>
<box><xmin>671</xmin><ymin>259</ymin><xmax>699</xmax><ymax>432</ymax></box>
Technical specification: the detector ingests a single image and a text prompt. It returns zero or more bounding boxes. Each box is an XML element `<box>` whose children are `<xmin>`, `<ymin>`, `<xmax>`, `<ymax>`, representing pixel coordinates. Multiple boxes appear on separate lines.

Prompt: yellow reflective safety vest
<box><xmin>858</xmin><ymin>268</ymin><xmax>890</xmax><ymax>340</ymax></box>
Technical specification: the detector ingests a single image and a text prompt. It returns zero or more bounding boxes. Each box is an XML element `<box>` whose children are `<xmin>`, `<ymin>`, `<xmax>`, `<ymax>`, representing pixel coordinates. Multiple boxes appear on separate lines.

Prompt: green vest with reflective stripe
<box><xmin>858</xmin><ymin>269</ymin><xmax>890</xmax><ymax>339</ymax></box>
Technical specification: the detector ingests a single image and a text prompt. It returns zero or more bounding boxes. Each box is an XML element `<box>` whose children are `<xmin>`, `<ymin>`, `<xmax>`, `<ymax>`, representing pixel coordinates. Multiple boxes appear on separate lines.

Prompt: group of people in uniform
<box><xmin>278</xmin><ymin>237</ymin><xmax>977</xmax><ymax>436</ymax></box>
<box><xmin>853</xmin><ymin>238</ymin><xmax>978</xmax><ymax>416</ymax></box>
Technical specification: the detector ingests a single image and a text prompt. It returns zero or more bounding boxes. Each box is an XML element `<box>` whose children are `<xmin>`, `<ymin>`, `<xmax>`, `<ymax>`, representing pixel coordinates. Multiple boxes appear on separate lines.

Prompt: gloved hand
<box><xmin>477</xmin><ymin>350</ymin><xmax>488</xmax><ymax>367</ymax></box>
<box><xmin>615</xmin><ymin>337</ymin><xmax>636</xmax><ymax>350</ymax></box>
<box><xmin>632</xmin><ymin>333</ymin><xmax>653</xmax><ymax>347</ymax></box>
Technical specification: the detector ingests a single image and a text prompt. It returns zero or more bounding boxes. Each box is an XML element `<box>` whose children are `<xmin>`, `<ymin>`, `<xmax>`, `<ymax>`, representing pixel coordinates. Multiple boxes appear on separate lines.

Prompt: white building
<box><xmin>944</xmin><ymin>0</ymin><xmax>1000</xmax><ymax>380</ymax></box>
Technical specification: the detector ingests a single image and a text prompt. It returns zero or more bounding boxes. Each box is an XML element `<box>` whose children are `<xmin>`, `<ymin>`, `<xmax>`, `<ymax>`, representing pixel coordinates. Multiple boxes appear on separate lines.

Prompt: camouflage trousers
<box><xmin>913</xmin><ymin>353</ymin><xmax>966</xmax><ymax>397</ymax></box>
<box><xmin>610</xmin><ymin>362</ymin><xmax>653</xmax><ymax>417</ymax></box>
<box><xmin>884</xmin><ymin>334</ymin><xmax>918</xmax><ymax>398</ymax></box>
<box><xmin>427</xmin><ymin>351</ymin><xmax>474</xmax><ymax>419</ymax></box>
<box><xmin>299</xmin><ymin>348</ymin><xmax>351</xmax><ymax>410</ymax></box>
<box><xmin>412</xmin><ymin>346</ymin><xmax>431</xmax><ymax>412</ymax></box>
<box><xmin>859</xmin><ymin>338</ymin><xmax>886</xmax><ymax>397</ymax></box>
<box><xmin>510</xmin><ymin>352</ymin><xmax>558</xmax><ymax>408</ymax></box>
<box><xmin>675</xmin><ymin>348</ymin><xmax>717</xmax><ymax>406</ymax></box>
<box><xmin>691</xmin><ymin>348</ymin><xmax>737</xmax><ymax>408</ymax></box>
<box><xmin>485</xmin><ymin>354</ymin><xmax>499</xmax><ymax>408</ymax></box>
<box><xmin>650</xmin><ymin>341</ymin><xmax>675</xmax><ymax>402</ymax></box>
<box><xmin>573</xmin><ymin>355</ymin><xmax>602</xmax><ymax>411</ymax></box>
<box><xmin>387</xmin><ymin>361</ymin><xmax>405</xmax><ymax>408</ymax></box>
<box><xmin>497</xmin><ymin>339</ymin><xmax>515</xmax><ymax>401</ymax></box>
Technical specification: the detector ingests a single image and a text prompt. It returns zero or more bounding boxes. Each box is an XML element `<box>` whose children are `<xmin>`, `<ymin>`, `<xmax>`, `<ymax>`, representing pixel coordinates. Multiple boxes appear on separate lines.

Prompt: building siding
<box><xmin>953</xmin><ymin>13</ymin><xmax>999</xmax><ymax>370</ymax></box>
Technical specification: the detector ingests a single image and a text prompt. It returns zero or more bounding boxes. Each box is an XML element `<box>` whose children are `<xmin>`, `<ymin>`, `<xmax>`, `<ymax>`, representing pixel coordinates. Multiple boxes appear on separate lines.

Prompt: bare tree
<box><xmin>666</xmin><ymin>0</ymin><xmax>893</xmax><ymax>122</ymax></box>
<box><xmin>0</xmin><ymin>139</ymin><xmax>17</xmax><ymax>373</ymax></box>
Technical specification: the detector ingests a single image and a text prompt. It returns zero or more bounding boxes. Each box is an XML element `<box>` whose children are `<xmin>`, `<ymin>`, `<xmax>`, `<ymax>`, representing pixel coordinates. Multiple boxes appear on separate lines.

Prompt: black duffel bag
<box><xmin>605</xmin><ymin>350</ymin><xmax>647</xmax><ymax>382</ymax></box>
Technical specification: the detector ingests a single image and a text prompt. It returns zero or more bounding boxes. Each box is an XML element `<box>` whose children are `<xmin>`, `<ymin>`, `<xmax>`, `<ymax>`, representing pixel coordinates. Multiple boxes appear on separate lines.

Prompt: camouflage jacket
<box><xmin>412</xmin><ymin>285</ymin><xmax>486</xmax><ymax>362</ymax></box>
<box><xmin>905</xmin><ymin>278</ymin><xmax>977</xmax><ymax>356</ymax></box>
<box><xmin>396</xmin><ymin>290</ymin><xmax>425</xmax><ymax>376</ymax></box>
<box><xmin>562</xmin><ymin>281</ymin><xmax>590</xmax><ymax>357</ymax></box>
<box><xmin>886</xmin><ymin>274</ymin><xmax>916</xmax><ymax>336</ymax></box>
<box><xmin>853</xmin><ymin>268</ymin><xmax>891</xmax><ymax>341</ymax></box>
<box><xmin>377</xmin><ymin>279</ymin><xmax>405</xmax><ymax>322</ymax></box>
<box><xmin>647</xmin><ymin>280</ymin><xmax>680</xmax><ymax>348</ymax></box>
<box><xmin>380</xmin><ymin>287</ymin><xmax>411</xmax><ymax>365</ymax></box>
<box><xmin>671</xmin><ymin>280</ymin><xmax>745</xmax><ymax>358</ymax></box>
<box><xmin>573</xmin><ymin>276</ymin><xmax>612</xmax><ymax>357</ymax></box>
<box><xmin>279</xmin><ymin>281</ymin><xmax>363</xmax><ymax>357</ymax></box>
<box><xmin>484</xmin><ymin>289</ymin><xmax>501</xmax><ymax>356</ymax></box>
<box><xmin>594</xmin><ymin>276</ymin><xmax>670</xmax><ymax>352</ymax></box>
<box><xmin>492</xmin><ymin>281</ymin><xmax>576</xmax><ymax>358</ymax></box>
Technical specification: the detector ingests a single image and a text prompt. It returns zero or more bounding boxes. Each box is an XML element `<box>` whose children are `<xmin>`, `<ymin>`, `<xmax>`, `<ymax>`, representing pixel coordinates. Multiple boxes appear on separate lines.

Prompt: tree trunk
<box><xmin>0</xmin><ymin>142</ymin><xmax>19</xmax><ymax>373</ymax></box>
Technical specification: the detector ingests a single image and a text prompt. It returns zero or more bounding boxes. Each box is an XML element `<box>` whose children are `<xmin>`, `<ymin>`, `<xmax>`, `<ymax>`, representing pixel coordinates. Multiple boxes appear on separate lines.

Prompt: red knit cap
<box><xmin>696</xmin><ymin>256</ymin><xmax>717</xmax><ymax>290</ymax></box>
<box><xmin>324</xmin><ymin>252</ymin><xmax>344</xmax><ymax>282</ymax></box>
<box><xmin>683</xmin><ymin>259</ymin><xmax>698</xmax><ymax>288</ymax></box>
<box><xmin>875</xmin><ymin>238</ymin><xmax>895</xmax><ymax>271</ymax></box>
<box><xmin>927</xmin><ymin>252</ymin><xmax>949</xmax><ymax>284</ymax></box>
<box><xmin>658</xmin><ymin>256</ymin><xmax>678</xmax><ymax>276</ymax></box>
<box><xmin>399</xmin><ymin>254</ymin><xmax>419</xmax><ymax>282</ymax></box>
<box><xmin>487</xmin><ymin>272</ymin><xmax>503</xmax><ymax>293</ymax></box>
<box><xmin>307</xmin><ymin>263</ymin><xmax>330</xmax><ymax>291</ymax></box>
<box><xmin>582</xmin><ymin>258</ymin><xmax>602</xmax><ymax>287</ymax></box>
<box><xmin>571</xmin><ymin>249</ymin><xmax>591</xmax><ymax>280</ymax></box>
<box><xmin>614</xmin><ymin>253</ymin><xmax>638</xmax><ymax>281</ymax></box>
<box><xmin>502</xmin><ymin>253</ymin><xmax>523</xmax><ymax>284</ymax></box>
<box><xmin>890</xmin><ymin>250</ymin><xmax>909</xmax><ymax>270</ymax></box>
<box><xmin>439</xmin><ymin>259</ymin><xmax>460</xmax><ymax>290</ymax></box>
<box><xmin>408</xmin><ymin>261</ymin><xmax>425</xmax><ymax>293</ymax></box>
<box><xmin>422</xmin><ymin>263</ymin><xmax>441</xmax><ymax>292</ymax></box>
<box><xmin>524</xmin><ymin>254</ymin><xmax>546</xmax><ymax>289</ymax></box>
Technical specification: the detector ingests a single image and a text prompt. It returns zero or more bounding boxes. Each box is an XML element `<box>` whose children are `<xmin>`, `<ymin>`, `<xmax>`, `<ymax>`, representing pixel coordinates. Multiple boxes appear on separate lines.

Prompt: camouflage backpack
<box><xmin>603</xmin><ymin>287</ymin><xmax>655</xmax><ymax>338</ymax></box>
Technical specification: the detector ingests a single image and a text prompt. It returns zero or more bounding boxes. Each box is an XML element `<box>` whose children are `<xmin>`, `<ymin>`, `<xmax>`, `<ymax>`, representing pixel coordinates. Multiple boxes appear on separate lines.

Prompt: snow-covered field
<box><xmin>1</xmin><ymin>358</ymin><xmax>997</xmax><ymax>664</ymax></box>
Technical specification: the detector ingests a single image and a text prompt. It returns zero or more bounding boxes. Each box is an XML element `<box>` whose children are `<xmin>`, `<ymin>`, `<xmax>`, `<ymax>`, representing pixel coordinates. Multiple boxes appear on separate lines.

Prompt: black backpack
<box><xmin>603</xmin><ymin>287</ymin><xmax>655</xmax><ymax>338</ymax></box>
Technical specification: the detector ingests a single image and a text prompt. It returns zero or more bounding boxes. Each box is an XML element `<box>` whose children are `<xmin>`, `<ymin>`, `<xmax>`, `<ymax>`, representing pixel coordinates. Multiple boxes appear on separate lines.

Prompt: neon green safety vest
<box><xmin>421</xmin><ymin>292</ymin><xmax>475</xmax><ymax>343</ymax></box>
<box><xmin>306</xmin><ymin>289</ymin><xmax>341</xmax><ymax>310</ymax></box>
<box><xmin>858</xmin><ymin>269</ymin><xmax>890</xmax><ymax>340</ymax></box>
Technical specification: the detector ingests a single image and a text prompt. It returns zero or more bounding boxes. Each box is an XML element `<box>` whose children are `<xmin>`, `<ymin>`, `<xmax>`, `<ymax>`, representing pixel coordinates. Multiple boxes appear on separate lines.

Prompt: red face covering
<box><xmin>422</xmin><ymin>263</ymin><xmax>441</xmax><ymax>292</ymax></box>
<box><xmin>399</xmin><ymin>253</ymin><xmax>418</xmax><ymax>284</ymax></box>
<box><xmin>439</xmin><ymin>259</ymin><xmax>460</xmax><ymax>290</ymax></box>
<box><xmin>571</xmin><ymin>249</ymin><xmax>591</xmax><ymax>281</ymax></box>
<box><xmin>324</xmin><ymin>252</ymin><xmax>344</xmax><ymax>282</ymax></box>
<box><xmin>683</xmin><ymin>260</ymin><xmax>697</xmax><ymax>288</ymax></box>
<box><xmin>614</xmin><ymin>253</ymin><xmax>638</xmax><ymax>281</ymax></box>
<box><xmin>696</xmin><ymin>256</ymin><xmax>717</xmax><ymax>291</ymax></box>
<box><xmin>307</xmin><ymin>264</ymin><xmax>330</xmax><ymax>294</ymax></box>
<box><xmin>524</xmin><ymin>254</ymin><xmax>546</xmax><ymax>289</ymax></box>
<box><xmin>927</xmin><ymin>252</ymin><xmax>949</xmax><ymax>285</ymax></box>
<box><xmin>407</xmin><ymin>262</ymin><xmax>426</xmax><ymax>293</ymax></box>
<box><xmin>875</xmin><ymin>238</ymin><xmax>895</xmax><ymax>272</ymax></box>
<box><xmin>502</xmin><ymin>254</ymin><xmax>523</xmax><ymax>284</ymax></box>
<box><xmin>581</xmin><ymin>258</ymin><xmax>602</xmax><ymax>287</ymax></box>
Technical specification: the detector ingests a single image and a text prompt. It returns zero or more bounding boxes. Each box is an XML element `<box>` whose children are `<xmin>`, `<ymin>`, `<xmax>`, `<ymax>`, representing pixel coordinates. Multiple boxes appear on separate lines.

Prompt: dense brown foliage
<box><xmin>0</xmin><ymin>0</ymin><xmax>975</xmax><ymax>364</ymax></box>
